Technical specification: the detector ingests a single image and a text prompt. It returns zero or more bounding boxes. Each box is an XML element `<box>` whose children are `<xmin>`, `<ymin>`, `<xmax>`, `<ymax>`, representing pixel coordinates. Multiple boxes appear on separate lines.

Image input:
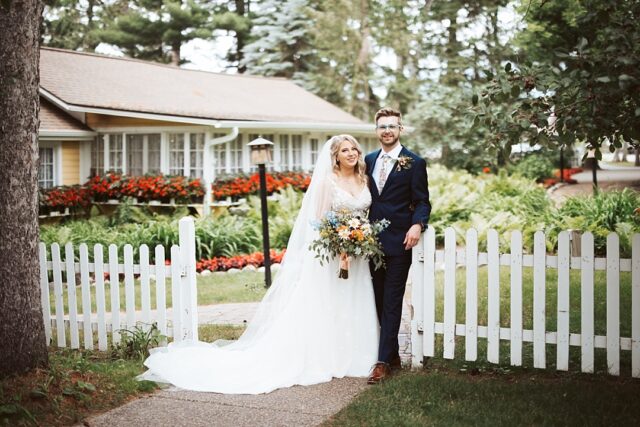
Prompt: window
<box><xmin>127</xmin><ymin>134</ymin><xmax>144</xmax><ymax>176</ymax></box>
<box><xmin>212</xmin><ymin>133</ymin><xmax>227</xmax><ymax>175</ymax></box>
<box><xmin>109</xmin><ymin>134</ymin><xmax>123</xmax><ymax>173</ymax></box>
<box><xmin>229</xmin><ymin>134</ymin><xmax>244</xmax><ymax>174</ymax></box>
<box><xmin>169</xmin><ymin>133</ymin><xmax>185</xmax><ymax>175</ymax></box>
<box><xmin>291</xmin><ymin>135</ymin><xmax>302</xmax><ymax>170</ymax></box>
<box><xmin>90</xmin><ymin>136</ymin><xmax>104</xmax><ymax>176</ymax></box>
<box><xmin>189</xmin><ymin>133</ymin><xmax>205</xmax><ymax>178</ymax></box>
<box><xmin>38</xmin><ymin>147</ymin><xmax>55</xmax><ymax>188</ymax></box>
<box><xmin>279</xmin><ymin>135</ymin><xmax>290</xmax><ymax>171</ymax></box>
<box><xmin>147</xmin><ymin>134</ymin><xmax>161</xmax><ymax>174</ymax></box>
<box><xmin>310</xmin><ymin>138</ymin><xmax>319</xmax><ymax>167</ymax></box>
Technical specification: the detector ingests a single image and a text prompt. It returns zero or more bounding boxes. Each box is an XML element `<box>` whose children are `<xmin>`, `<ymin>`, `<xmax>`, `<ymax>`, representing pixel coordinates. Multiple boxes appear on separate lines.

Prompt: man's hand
<box><xmin>403</xmin><ymin>224</ymin><xmax>422</xmax><ymax>250</ymax></box>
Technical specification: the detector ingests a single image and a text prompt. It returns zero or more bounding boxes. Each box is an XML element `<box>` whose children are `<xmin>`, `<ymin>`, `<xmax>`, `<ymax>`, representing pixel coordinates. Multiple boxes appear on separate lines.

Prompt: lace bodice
<box><xmin>330</xmin><ymin>180</ymin><xmax>372</xmax><ymax>213</ymax></box>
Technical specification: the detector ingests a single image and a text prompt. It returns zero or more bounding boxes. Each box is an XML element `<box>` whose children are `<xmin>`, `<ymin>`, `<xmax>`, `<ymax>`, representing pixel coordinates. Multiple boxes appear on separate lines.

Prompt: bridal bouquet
<box><xmin>310</xmin><ymin>209</ymin><xmax>389</xmax><ymax>279</ymax></box>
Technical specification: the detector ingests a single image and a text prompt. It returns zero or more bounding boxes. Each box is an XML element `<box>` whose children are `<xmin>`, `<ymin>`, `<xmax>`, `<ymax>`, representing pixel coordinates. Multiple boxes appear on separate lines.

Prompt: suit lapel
<box><xmin>368</xmin><ymin>150</ymin><xmax>381</xmax><ymax>197</ymax></box>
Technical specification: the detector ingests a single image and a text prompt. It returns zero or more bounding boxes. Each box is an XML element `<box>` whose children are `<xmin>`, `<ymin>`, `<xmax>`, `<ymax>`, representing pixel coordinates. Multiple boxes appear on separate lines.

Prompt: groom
<box><xmin>365</xmin><ymin>107</ymin><xmax>431</xmax><ymax>384</ymax></box>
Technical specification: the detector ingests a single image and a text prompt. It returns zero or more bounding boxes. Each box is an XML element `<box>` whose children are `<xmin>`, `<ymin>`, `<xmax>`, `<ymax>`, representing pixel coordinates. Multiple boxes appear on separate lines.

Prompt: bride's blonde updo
<box><xmin>329</xmin><ymin>134</ymin><xmax>367</xmax><ymax>185</ymax></box>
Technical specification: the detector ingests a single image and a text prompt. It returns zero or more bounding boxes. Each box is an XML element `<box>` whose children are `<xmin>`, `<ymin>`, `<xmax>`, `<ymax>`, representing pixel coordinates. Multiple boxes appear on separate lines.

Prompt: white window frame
<box><xmin>38</xmin><ymin>141</ymin><xmax>61</xmax><ymax>188</ymax></box>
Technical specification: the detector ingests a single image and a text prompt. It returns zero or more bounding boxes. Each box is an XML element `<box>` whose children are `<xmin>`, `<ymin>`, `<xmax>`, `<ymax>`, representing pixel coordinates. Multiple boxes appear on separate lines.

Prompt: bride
<box><xmin>140</xmin><ymin>135</ymin><xmax>379</xmax><ymax>394</ymax></box>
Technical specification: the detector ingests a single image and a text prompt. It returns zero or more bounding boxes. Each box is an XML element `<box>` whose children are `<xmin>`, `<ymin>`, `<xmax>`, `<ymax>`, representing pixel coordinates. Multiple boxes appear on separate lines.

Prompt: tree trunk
<box><xmin>170</xmin><ymin>42</ymin><xmax>180</xmax><ymax>66</ymax></box>
<box><xmin>235</xmin><ymin>0</ymin><xmax>247</xmax><ymax>73</ymax></box>
<box><xmin>0</xmin><ymin>0</ymin><xmax>48</xmax><ymax>377</ymax></box>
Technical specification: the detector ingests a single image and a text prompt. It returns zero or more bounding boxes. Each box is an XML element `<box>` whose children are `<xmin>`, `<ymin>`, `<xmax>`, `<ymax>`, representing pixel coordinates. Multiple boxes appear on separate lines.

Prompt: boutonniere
<box><xmin>395</xmin><ymin>155</ymin><xmax>413</xmax><ymax>172</ymax></box>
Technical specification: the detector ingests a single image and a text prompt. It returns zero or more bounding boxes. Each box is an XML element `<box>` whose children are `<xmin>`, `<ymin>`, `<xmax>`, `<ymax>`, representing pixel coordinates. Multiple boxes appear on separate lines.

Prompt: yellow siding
<box><xmin>61</xmin><ymin>142</ymin><xmax>80</xmax><ymax>185</ymax></box>
<box><xmin>86</xmin><ymin>113</ymin><xmax>192</xmax><ymax>128</ymax></box>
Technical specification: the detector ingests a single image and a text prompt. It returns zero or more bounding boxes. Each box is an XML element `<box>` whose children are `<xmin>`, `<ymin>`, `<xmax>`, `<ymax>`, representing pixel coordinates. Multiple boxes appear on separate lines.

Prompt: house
<box><xmin>38</xmin><ymin>48</ymin><xmax>377</xmax><ymax>195</ymax></box>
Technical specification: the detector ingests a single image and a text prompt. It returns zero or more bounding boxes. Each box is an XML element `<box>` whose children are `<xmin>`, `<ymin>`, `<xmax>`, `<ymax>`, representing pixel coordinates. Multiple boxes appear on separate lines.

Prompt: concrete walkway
<box><xmin>80</xmin><ymin>287</ymin><xmax>414</xmax><ymax>427</ymax></box>
<box><xmin>83</xmin><ymin>377</ymin><xmax>368</xmax><ymax>427</ymax></box>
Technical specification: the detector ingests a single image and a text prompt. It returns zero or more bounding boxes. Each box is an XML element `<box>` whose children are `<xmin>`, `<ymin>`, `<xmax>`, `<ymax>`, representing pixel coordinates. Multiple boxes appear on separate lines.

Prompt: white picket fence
<box><xmin>410</xmin><ymin>228</ymin><xmax>640</xmax><ymax>378</ymax></box>
<box><xmin>38</xmin><ymin>217</ymin><xmax>199</xmax><ymax>350</ymax></box>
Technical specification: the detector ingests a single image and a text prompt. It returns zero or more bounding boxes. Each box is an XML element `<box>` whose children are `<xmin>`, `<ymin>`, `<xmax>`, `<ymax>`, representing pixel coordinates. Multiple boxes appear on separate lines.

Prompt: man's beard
<box><xmin>379</xmin><ymin>134</ymin><xmax>400</xmax><ymax>147</ymax></box>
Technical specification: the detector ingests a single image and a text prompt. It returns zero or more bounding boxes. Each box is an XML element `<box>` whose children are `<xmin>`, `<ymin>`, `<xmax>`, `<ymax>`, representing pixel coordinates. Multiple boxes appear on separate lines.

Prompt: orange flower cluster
<box><xmin>543</xmin><ymin>167</ymin><xmax>584</xmax><ymax>188</ymax></box>
<box><xmin>196</xmin><ymin>249</ymin><xmax>286</xmax><ymax>272</ymax></box>
<box><xmin>213</xmin><ymin>172</ymin><xmax>311</xmax><ymax>199</ymax></box>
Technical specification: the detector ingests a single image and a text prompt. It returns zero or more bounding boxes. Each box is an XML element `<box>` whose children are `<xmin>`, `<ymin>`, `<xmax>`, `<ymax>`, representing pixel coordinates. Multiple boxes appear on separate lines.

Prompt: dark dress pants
<box><xmin>370</xmin><ymin>253</ymin><xmax>412</xmax><ymax>364</ymax></box>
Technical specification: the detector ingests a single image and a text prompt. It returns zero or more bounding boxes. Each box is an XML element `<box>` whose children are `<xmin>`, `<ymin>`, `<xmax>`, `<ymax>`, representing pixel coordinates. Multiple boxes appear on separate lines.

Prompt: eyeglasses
<box><xmin>375</xmin><ymin>124</ymin><xmax>401</xmax><ymax>131</ymax></box>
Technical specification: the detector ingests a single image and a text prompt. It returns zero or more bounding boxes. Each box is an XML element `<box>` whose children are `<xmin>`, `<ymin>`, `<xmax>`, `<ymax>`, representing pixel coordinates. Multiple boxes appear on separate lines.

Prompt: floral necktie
<box><xmin>378</xmin><ymin>154</ymin><xmax>390</xmax><ymax>193</ymax></box>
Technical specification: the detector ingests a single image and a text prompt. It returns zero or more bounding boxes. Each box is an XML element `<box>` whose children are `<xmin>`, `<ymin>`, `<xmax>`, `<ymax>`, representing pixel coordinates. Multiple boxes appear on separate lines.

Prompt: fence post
<box><xmin>179</xmin><ymin>217</ymin><xmax>199</xmax><ymax>341</ymax></box>
<box><xmin>411</xmin><ymin>234</ymin><xmax>425</xmax><ymax>369</ymax></box>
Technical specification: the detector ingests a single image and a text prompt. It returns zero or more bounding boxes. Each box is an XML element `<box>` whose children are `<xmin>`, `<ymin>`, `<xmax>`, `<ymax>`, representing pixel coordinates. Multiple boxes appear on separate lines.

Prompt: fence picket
<box><xmin>423</xmin><ymin>227</ymin><xmax>436</xmax><ymax>358</ymax></box>
<box><xmin>108</xmin><ymin>244</ymin><xmax>121</xmax><ymax>344</ymax></box>
<box><xmin>179</xmin><ymin>217</ymin><xmax>198</xmax><ymax>341</ymax></box>
<box><xmin>510</xmin><ymin>231</ymin><xmax>523</xmax><ymax>366</ymax></box>
<box><xmin>171</xmin><ymin>245</ymin><xmax>182</xmax><ymax>341</ymax></box>
<box><xmin>632</xmin><ymin>234</ymin><xmax>640</xmax><ymax>378</ymax></box>
<box><xmin>411</xmin><ymin>234</ymin><xmax>425</xmax><ymax>367</ymax></box>
<box><xmin>487</xmin><ymin>229</ymin><xmax>500</xmax><ymax>364</ymax></box>
<box><xmin>140</xmin><ymin>245</ymin><xmax>151</xmax><ymax>328</ymax></box>
<box><xmin>557</xmin><ymin>231</ymin><xmax>570</xmax><ymax>371</ymax></box>
<box><xmin>38</xmin><ymin>243</ymin><xmax>52</xmax><ymax>345</ymax></box>
<box><xmin>94</xmin><ymin>245</ymin><xmax>107</xmax><ymax>351</ymax></box>
<box><xmin>581</xmin><ymin>233</ymin><xmax>595</xmax><ymax>373</ymax></box>
<box><xmin>64</xmin><ymin>243</ymin><xmax>80</xmax><ymax>349</ymax></box>
<box><xmin>155</xmin><ymin>245</ymin><xmax>167</xmax><ymax>340</ymax></box>
<box><xmin>79</xmin><ymin>244</ymin><xmax>93</xmax><ymax>350</ymax></box>
<box><xmin>465</xmin><ymin>229</ymin><xmax>478</xmax><ymax>361</ymax></box>
<box><xmin>51</xmin><ymin>243</ymin><xmax>66</xmax><ymax>347</ymax></box>
<box><xmin>533</xmin><ymin>231</ymin><xmax>546</xmax><ymax>369</ymax></box>
<box><xmin>124</xmin><ymin>244</ymin><xmax>136</xmax><ymax>330</ymax></box>
<box><xmin>607</xmin><ymin>233</ymin><xmax>620</xmax><ymax>375</ymax></box>
<box><xmin>443</xmin><ymin>227</ymin><xmax>456</xmax><ymax>359</ymax></box>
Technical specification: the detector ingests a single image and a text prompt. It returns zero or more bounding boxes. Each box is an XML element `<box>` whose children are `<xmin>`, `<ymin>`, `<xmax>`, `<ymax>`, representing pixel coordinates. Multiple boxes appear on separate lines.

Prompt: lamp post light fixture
<box><xmin>248</xmin><ymin>137</ymin><xmax>274</xmax><ymax>287</ymax></box>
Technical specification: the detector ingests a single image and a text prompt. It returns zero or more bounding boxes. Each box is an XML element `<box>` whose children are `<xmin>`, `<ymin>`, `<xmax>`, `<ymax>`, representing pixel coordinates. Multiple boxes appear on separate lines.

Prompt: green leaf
<box><xmin>471</xmin><ymin>94</ymin><xmax>478</xmax><ymax>106</ymax></box>
<box><xmin>504</xmin><ymin>62</ymin><xmax>512</xmax><ymax>72</ymax></box>
<box><xmin>511</xmin><ymin>85</ymin><xmax>521</xmax><ymax>97</ymax></box>
<box><xmin>609</xmin><ymin>144</ymin><xmax>616</xmax><ymax>153</ymax></box>
<box><xmin>0</xmin><ymin>404</ymin><xmax>18</xmax><ymax>415</ymax></box>
<box><xmin>77</xmin><ymin>381</ymin><xmax>96</xmax><ymax>392</ymax></box>
<box><xmin>519</xmin><ymin>120</ymin><xmax>531</xmax><ymax>129</ymax></box>
<box><xmin>595</xmin><ymin>150</ymin><xmax>603</xmax><ymax>160</ymax></box>
<box><xmin>595</xmin><ymin>76</ymin><xmax>612</xmax><ymax>83</ymax></box>
<box><xmin>635</xmin><ymin>107</ymin><xmax>640</xmax><ymax>117</ymax></box>
<box><xmin>618</xmin><ymin>74</ymin><xmax>635</xmax><ymax>82</ymax></box>
<box><xmin>577</xmin><ymin>37</ymin><xmax>588</xmax><ymax>50</ymax></box>
<box><xmin>29</xmin><ymin>389</ymin><xmax>48</xmax><ymax>399</ymax></box>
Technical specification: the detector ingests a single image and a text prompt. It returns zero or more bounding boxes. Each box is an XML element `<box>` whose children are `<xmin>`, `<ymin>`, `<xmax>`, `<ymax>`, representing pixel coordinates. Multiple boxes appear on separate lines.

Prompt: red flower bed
<box><xmin>196</xmin><ymin>249</ymin><xmax>287</xmax><ymax>273</ymax></box>
<box><xmin>213</xmin><ymin>172</ymin><xmax>311</xmax><ymax>200</ymax></box>
<box><xmin>39</xmin><ymin>171</ymin><xmax>307</xmax><ymax>210</ymax></box>
<box><xmin>40</xmin><ymin>185</ymin><xmax>91</xmax><ymax>211</ymax></box>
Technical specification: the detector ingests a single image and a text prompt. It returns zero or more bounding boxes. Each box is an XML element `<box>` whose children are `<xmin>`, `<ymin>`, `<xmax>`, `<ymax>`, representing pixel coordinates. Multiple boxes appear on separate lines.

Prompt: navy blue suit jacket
<box><xmin>365</xmin><ymin>146</ymin><xmax>431</xmax><ymax>257</ymax></box>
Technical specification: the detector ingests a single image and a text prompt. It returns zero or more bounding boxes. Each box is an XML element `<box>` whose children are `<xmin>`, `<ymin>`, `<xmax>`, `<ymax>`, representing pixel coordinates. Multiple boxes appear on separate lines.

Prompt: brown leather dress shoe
<box><xmin>367</xmin><ymin>362</ymin><xmax>391</xmax><ymax>384</ymax></box>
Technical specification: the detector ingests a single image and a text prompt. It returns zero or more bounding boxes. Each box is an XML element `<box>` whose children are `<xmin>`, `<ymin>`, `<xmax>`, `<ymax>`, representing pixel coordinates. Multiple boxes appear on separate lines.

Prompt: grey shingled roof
<box><xmin>40</xmin><ymin>48</ymin><xmax>365</xmax><ymax>125</ymax></box>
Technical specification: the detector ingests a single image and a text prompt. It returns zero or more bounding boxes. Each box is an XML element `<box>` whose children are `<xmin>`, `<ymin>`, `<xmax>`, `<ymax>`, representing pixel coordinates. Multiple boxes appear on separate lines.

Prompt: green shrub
<box><xmin>512</xmin><ymin>154</ymin><xmax>555</xmax><ymax>181</ymax></box>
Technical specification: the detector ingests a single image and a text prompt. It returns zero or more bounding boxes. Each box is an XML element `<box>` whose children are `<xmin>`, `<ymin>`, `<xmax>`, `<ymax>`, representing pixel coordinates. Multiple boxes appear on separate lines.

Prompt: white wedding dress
<box><xmin>140</xmin><ymin>141</ymin><xmax>379</xmax><ymax>394</ymax></box>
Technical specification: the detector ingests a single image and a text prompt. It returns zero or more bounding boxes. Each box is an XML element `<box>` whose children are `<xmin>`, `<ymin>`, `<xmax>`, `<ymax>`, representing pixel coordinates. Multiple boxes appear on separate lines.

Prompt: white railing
<box><xmin>411</xmin><ymin>228</ymin><xmax>640</xmax><ymax>378</ymax></box>
<box><xmin>38</xmin><ymin>217</ymin><xmax>199</xmax><ymax>350</ymax></box>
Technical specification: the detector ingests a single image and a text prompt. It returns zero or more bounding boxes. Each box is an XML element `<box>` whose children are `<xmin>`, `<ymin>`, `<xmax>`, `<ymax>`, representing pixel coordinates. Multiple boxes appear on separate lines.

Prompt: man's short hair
<box><xmin>375</xmin><ymin>107</ymin><xmax>402</xmax><ymax>125</ymax></box>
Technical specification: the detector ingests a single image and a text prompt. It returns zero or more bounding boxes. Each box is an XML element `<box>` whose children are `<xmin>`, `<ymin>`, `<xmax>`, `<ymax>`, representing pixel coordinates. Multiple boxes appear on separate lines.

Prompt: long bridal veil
<box><xmin>218</xmin><ymin>138</ymin><xmax>334</xmax><ymax>350</ymax></box>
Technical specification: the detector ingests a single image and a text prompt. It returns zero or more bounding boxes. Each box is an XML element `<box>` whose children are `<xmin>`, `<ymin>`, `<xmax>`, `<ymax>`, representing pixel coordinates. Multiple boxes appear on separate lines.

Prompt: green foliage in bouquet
<box><xmin>309</xmin><ymin>209</ymin><xmax>389</xmax><ymax>271</ymax></box>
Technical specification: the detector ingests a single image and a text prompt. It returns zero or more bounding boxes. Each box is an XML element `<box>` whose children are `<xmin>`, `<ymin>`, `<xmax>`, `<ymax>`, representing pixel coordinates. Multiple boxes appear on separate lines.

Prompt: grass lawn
<box><xmin>0</xmin><ymin>324</ymin><xmax>245</xmax><ymax>427</ymax></box>
<box><xmin>325</xmin><ymin>362</ymin><xmax>640</xmax><ymax>426</ymax></box>
<box><xmin>49</xmin><ymin>270</ymin><xmax>268</xmax><ymax>314</ymax></box>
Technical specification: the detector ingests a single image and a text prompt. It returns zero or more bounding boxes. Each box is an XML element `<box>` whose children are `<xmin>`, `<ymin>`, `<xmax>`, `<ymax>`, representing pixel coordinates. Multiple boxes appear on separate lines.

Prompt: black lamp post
<box><xmin>248</xmin><ymin>137</ymin><xmax>274</xmax><ymax>287</ymax></box>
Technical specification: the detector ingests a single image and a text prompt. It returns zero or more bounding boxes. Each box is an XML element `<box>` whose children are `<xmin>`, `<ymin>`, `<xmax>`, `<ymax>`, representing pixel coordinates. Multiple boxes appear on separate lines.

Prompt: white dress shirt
<box><xmin>372</xmin><ymin>144</ymin><xmax>403</xmax><ymax>190</ymax></box>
